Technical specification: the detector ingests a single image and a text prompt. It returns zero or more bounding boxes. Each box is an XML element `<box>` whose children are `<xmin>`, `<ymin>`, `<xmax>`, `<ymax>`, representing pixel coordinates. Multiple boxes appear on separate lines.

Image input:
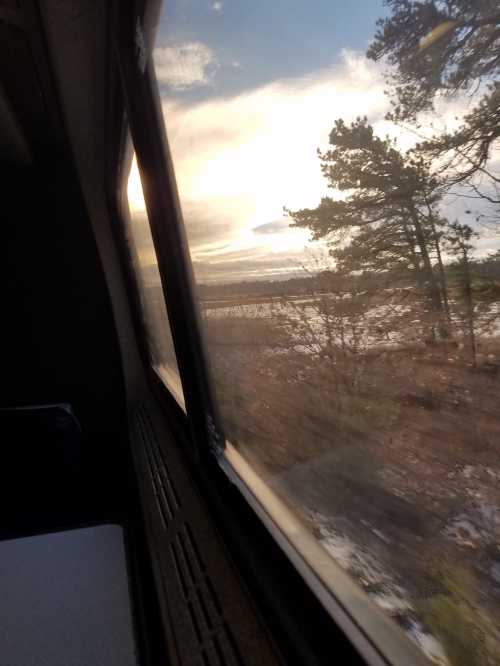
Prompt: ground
<box><xmin>201</xmin><ymin>297</ymin><xmax>500</xmax><ymax>665</ymax></box>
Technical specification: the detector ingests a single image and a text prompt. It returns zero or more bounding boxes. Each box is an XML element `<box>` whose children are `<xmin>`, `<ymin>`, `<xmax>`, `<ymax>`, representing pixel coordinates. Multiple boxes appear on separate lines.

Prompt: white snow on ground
<box><xmin>408</xmin><ymin>621</ymin><xmax>450</xmax><ymax>666</ymax></box>
<box><xmin>310</xmin><ymin>512</ymin><xmax>450</xmax><ymax>664</ymax></box>
<box><xmin>371</xmin><ymin>592</ymin><xmax>412</xmax><ymax>613</ymax></box>
<box><xmin>444</xmin><ymin>482</ymin><xmax>500</xmax><ymax>550</ymax></box>
<box><xmin>205</xmin><ymin>297</ymin><xmax>500</xmax><ymax>356</ymax></box>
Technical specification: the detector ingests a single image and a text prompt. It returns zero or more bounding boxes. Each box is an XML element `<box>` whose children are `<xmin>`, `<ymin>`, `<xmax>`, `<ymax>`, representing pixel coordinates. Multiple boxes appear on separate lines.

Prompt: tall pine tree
<box><xmin>286</xmin><ymin>117</ymin><xmax>450</xmax><ymax>340</ymax></box>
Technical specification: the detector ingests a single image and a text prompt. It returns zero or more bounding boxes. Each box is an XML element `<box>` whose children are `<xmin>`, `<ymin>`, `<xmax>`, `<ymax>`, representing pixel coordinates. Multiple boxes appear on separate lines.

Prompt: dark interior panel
<box><xmin>0</xmin><ymin>158</ymin><xmax>130</xmax><ymax>532</ymax></box>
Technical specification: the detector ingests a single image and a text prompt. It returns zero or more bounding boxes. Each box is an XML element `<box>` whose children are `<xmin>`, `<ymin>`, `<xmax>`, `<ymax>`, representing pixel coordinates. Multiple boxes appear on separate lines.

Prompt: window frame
<box><xmin>115</xmin><ymin>3</ymin><xmax>225</xmax><ymax>464</ymax></box>
<box><xmin>114</xmin><ymin>126</ymin><xmax>188</xmax><ymax>419</ymax></box>
<box><xmin>113</xmin><ymin>4</ymin><xmax>432</xmax><ymax>666</ymax></box>
<box><xmin>119</xmin><ymin>143</ymin><xmax>186</xmax><ymax>410</ymax></box>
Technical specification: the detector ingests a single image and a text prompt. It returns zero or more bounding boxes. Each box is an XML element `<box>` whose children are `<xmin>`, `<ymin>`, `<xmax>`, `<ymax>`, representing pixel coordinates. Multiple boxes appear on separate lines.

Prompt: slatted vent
<box><xmin>136</xmin><ymin>407</ymin><xmax>179</xmax><ymax>527</ymax></box>
<box><xmin>136</xmin><ymin>405</ymin><xmax>246</xmax><ymax>666</ymax></box>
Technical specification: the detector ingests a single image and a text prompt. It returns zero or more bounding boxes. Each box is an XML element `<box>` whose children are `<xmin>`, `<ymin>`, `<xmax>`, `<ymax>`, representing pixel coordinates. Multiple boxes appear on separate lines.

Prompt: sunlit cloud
<box><xmin>131</xmin><ymin>49</ymin><xmax>489</xmax><ymax>283</ymax></box>
<box><xmin>154</xmin><ymin>42</ymin><xmax>217</xmax><ymax>90</ymax></box>
<box><xmin>252</xmin><ymin>220</ymin><xmax>290</xmax><ymax>235</ymax></box>
<box><xmin>211</xmin><ymin>1</ymin><xmax>222</xmax><ymax>12</ymax></box>
<box><xmin>161</xmin><ymin>50</ymin><xmax>389</xmax><ymax>281</ymax></box>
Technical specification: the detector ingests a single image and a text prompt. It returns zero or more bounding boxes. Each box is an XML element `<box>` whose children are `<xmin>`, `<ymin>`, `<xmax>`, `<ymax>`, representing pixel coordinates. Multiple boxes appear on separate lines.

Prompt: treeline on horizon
<box><xmin>197</xmin><ymin>251</ymin><xmax>500</xmax><ymax>301</ymax></box>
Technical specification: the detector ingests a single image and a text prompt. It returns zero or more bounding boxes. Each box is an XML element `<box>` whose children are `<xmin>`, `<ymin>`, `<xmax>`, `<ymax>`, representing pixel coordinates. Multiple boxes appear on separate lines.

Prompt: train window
<box><xmin>125</xmin><ymin>153</ymin><xmax>185</xmax><ymax>409</ymax></box>
<box><xmin>152</xmin><ymin>2</ymin><xmax>500</xmax><ymax>664</ymax></box>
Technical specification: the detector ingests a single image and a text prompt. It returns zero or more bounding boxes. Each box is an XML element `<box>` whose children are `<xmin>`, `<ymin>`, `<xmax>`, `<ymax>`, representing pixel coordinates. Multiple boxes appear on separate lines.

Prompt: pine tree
<box><xmin>368</xmin><ymin>1</ymin><xmax>500</xmax><ymax>200</ymax></box>
<box><xmin>367</xmin><ymin>1</ymin><xmax>500</xmax><ymax>122</ymax></box>
<box><xmin>286</xmin><ymin>117</ymin><xmax>450</xmax><ymax>340</ymax></box>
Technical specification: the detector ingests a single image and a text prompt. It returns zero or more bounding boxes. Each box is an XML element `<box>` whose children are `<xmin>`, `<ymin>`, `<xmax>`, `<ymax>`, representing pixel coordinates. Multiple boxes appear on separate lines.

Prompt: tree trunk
<box><xmin>425</xmin><ymin>203</ymin><xmax>452</xmax><ymax>332</ymax></box>
<box><xmin>409</xmin><ymin>208</ymin><xmax>447</xmax><ymax>339</ymax></box>
<box><xmin>462</xmin><ymin>249</ymin><xmax>477</xmax><ymax>367</ymax></box>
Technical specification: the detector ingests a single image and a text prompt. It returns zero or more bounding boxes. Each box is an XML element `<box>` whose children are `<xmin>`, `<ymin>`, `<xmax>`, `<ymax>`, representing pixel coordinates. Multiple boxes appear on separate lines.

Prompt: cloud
<box><xmin>164</xmin><ymin>51</ymin><xmax>388</xmax><ymax>212</ymax></box>
<box><xmin>211</xmin><ymin>1</ymin><xmax>222</xmax><ymax>12</ymax></box>
<box><xmin>193</xmin><ymin>255</ymin><xmax>305</xmax><ymax>284</ymax></box>
<box><xmin>160</xmin><ymin>50</ymin><xmax>388</xmax><ymax>282</ymax></box>
<box><xmin>158</xmin><ymin>50</ymin><xmax>482</xmax><ymax>283</ymax></box>
<box><xmin>179</xmin><ymin>199</ymin><xmax>240</xmax><ymax>251</ymax></box>
<box><xmin>154</xmin><ymin>42</ymin><xmax>217</xmax><ymax>89</ymax></box>
<box><xmin>252</xmin><ymin>220</ymin><xmax>290</xmax><ymax>235</ymax></box>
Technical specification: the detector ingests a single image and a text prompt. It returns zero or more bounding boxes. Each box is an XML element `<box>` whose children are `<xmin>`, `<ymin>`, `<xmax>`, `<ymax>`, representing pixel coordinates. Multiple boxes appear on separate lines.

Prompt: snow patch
<box><xmin>311</xmin><ymin>513</ymin><xmax>448</xmax><ymax>664</ymax></box>
<box><xmin>408</xmin><ymin>621</ymin><xmax>451</xmax><ymax>666</ymax></box>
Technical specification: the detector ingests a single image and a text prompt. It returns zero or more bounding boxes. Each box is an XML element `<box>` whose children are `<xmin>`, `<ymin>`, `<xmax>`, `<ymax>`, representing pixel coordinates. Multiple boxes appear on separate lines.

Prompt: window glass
<box><xmin>125</xmin><ymin>154</ymin><xmax>185</xmax><ymax>409</ymax></box>
<box><xmin>154</xmin><ymin>3</ymin><xmax>500</xmax><ymax>663</ymax></box>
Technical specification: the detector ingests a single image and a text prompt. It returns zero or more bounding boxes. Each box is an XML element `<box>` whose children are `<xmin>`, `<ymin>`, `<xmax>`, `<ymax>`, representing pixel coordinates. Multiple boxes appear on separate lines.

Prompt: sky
<box><xmin>127</xmin><ymin>0</ymin><xmax>498</xmax><ymax>284</ymax></box>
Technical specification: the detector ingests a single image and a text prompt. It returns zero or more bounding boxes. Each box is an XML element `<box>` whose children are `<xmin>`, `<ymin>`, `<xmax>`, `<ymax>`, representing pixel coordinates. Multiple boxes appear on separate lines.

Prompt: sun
<box><xmin>126</xmin><ymin>155</ymin><xmax>146</xmax><ymax>213</ymax></box>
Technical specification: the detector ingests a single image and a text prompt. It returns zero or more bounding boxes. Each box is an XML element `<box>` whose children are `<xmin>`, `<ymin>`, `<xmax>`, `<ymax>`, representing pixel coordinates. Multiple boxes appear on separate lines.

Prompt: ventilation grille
<box><xmin>136</xmin><ymin>407</ymin><xmax>179</xmax><ymax>528</ymax></box>
<box><xmin>136</xmin><ymin>406</ymin><xmax>246</xmax><ymax>666</ymax></box>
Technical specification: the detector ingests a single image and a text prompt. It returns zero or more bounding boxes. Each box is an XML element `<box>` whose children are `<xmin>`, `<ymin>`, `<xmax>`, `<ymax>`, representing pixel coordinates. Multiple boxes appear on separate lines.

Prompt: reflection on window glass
<box><xmin>155</xmin><ymin>2</ymin><xmax>500</xmax><ymax>663</ymax></box>
<box><xmin>126</xmin><ymin>155</ymin><xmax>185</xmax><ymax>409</ymax></box>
